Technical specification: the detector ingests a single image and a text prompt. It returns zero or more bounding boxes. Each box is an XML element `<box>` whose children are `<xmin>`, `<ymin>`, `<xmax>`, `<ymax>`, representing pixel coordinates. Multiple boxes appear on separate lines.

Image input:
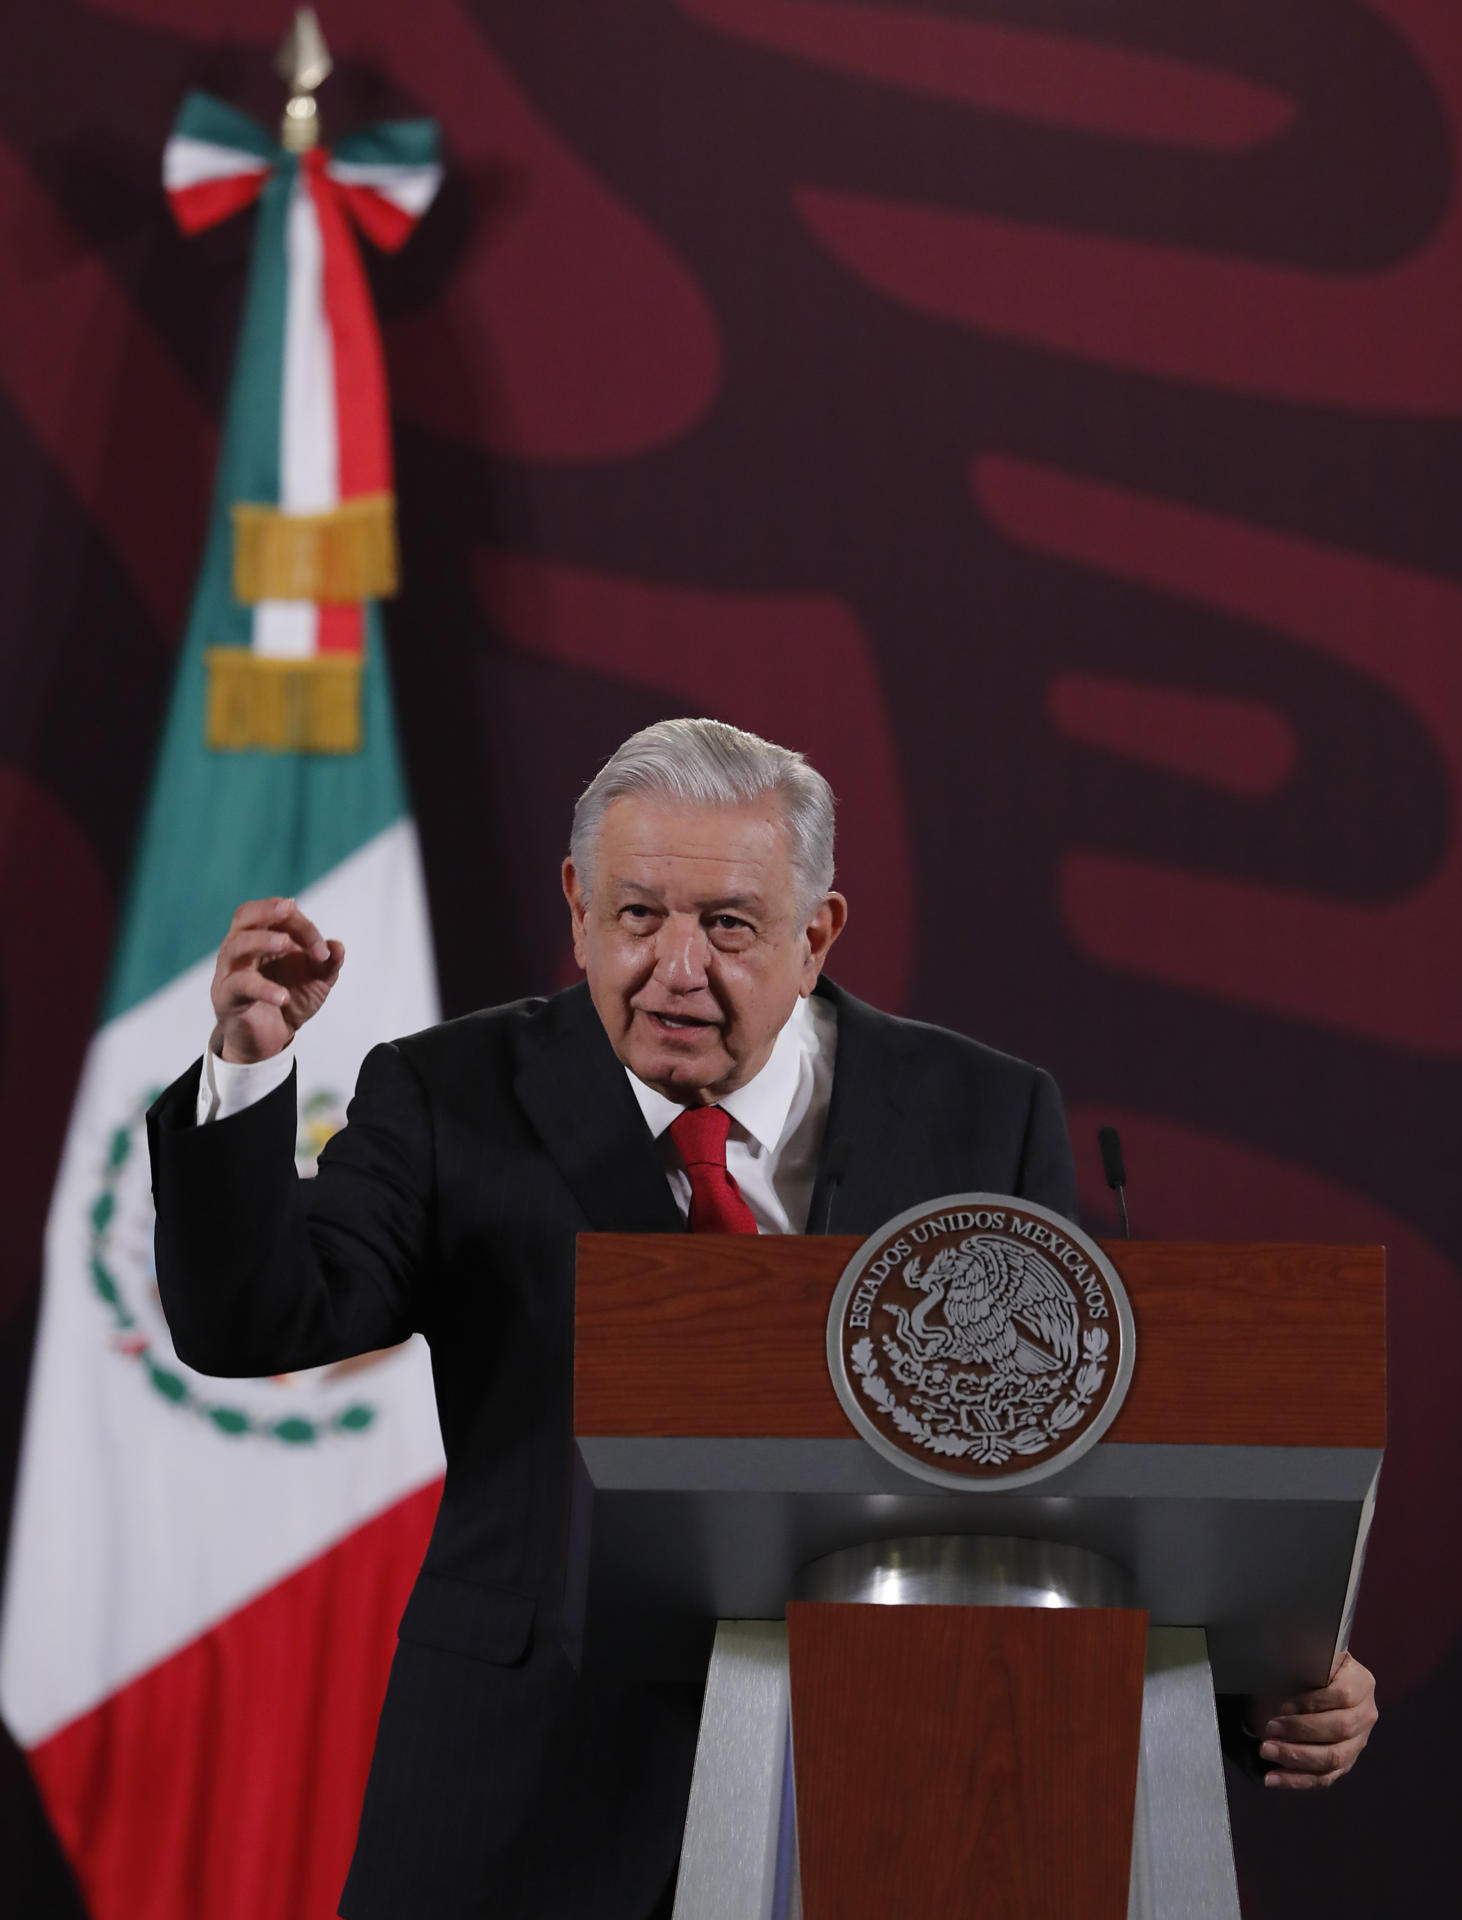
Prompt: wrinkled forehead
<box><xmin>591</xmin><ymin>791</ymin><xmax>791</xmax><ymax>867</ymax></box>
<box><xmin>593</xmin><ymin>794</ymin><xmax>799</xmax><ymax>895</ymax></box>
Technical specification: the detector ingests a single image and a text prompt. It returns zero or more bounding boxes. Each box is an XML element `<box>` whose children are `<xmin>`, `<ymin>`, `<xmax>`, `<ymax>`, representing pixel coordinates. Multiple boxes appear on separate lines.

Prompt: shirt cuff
<box><xmin>195</xmin><ymin>1035</ymin><xmax>296</xmax><ymax>1124</ymax></box>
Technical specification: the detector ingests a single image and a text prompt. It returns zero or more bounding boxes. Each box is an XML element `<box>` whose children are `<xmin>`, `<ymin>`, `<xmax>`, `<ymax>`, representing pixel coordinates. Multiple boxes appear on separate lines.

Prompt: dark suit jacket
<box><xmin>148</xmin><ymin>977</ymin><xmax>1077</xmax><ymax>1919</ymax></box>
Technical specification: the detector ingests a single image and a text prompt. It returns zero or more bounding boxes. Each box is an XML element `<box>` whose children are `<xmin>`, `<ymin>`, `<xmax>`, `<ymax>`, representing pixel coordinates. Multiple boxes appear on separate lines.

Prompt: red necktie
<box><xmin>669</xmin><ymin>1106</ymin><xmax>760</xmax><ymax>1235</ymax></box>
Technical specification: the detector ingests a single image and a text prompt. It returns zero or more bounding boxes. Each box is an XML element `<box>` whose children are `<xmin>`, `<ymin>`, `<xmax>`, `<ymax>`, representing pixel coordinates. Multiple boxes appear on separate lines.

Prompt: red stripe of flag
<box><xmin>316</xmin><ymin>603</ymin><xmax>365</xmax><ymax>654</ymax></box>
<box><xmin>167</xmin><ymin>173</ymin><xmax>267</xmax><ymax>237</ymax></box>
<box><xmin>305</xmin><ymin>152</ymin><xmax>392</xmax><ymax>503</ymax></box>
<box><xmin>29</xmin><ymin>1478</ymin><xmax>441</xmax><ymax>1920</ymax></box>
<box><xmin>334</xmin><ymin>184</ymin><xmax>418</xmax><ymax>255</ymax></box>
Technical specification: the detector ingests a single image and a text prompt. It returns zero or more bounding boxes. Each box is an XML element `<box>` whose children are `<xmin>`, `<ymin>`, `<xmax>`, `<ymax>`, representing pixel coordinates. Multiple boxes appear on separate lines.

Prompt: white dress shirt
<box><xmin>196</xmin><ymin>990</ymin><xmax>839</xmax><ymax>1233</ymax></box>
<box><xmin>196</xmin><ymin>1036</ymin><xmax>296</xmax><ymax>1123</ymax></box>
<box><xmin>624</xmin><ymin>990</ymin><xmax>837</xmax><ymax>1234</ymax></box>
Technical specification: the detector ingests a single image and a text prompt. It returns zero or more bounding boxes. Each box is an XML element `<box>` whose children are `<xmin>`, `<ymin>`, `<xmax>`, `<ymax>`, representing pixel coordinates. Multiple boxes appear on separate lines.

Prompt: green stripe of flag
<box><xmin>174</xmin><ymin>91</ymin><xmax>277</xmax><ymax>164</ymax></box>
<box><xmin>333</xmin><ymin>121</ymin><xmax>441</xmax><ymax>169</ymax></box>
<box><xmin>103</xmin><ymin>157</ymin><xmax>407</xmax><ymax>1022</ymax></box>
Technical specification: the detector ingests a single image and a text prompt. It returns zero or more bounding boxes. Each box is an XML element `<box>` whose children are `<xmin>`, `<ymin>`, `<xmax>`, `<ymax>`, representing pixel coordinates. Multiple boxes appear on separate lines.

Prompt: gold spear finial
<box><xmin>276</xmin><ymin>8</ymin><xmax>333</xmax><ymax>152</ymax></box>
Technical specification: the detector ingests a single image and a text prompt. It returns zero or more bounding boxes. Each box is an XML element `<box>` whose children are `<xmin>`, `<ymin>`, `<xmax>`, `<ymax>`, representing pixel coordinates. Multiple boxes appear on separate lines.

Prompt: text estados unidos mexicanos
<box><xmin>846</xmin><ymin>1209</ymin><xmax>1109</xmax><ymax>1329</ymax></box>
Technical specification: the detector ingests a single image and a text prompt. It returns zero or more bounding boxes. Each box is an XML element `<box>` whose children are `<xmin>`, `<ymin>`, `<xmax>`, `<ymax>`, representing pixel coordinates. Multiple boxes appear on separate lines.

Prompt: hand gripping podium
<box><xmin>573</xmin><ymin>1235</ymin><xmax>1384</xmax><ymax>1920</ymax></box>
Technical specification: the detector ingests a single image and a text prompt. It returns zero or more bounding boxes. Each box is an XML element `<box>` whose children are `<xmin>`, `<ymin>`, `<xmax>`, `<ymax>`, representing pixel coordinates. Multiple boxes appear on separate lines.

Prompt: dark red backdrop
<box><xmin>1</xmin><ymin>2</ymin><xmax>1454</xmax><ymax>1912</ymax></box>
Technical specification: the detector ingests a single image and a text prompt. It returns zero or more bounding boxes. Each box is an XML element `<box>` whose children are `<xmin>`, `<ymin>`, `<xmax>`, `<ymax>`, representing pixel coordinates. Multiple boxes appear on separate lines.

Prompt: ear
<box><xmin>799</xmin><ymin>892</ymin><xmax>848</xmax><ymax>992</ymax></box>
<box><xmin>562</xmin><ymin>857</ymin><xmax>590</xmax><ymax>972</ymax></box>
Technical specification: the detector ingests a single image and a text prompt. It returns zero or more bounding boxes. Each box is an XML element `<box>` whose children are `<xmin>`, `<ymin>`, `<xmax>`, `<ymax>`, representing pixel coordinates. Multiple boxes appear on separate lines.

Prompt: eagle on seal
<box><xmin>888</xmin><ymin>1234</ymin><xmax>1080</xmax><ymax>1376</ymax></box>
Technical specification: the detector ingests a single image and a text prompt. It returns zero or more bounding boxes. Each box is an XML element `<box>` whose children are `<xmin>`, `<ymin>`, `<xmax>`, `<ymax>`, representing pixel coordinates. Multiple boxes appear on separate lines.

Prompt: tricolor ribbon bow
<box><xmin>163</xmin><ymin>92</ymin><xmax>442</xmax><ymax>752</ymax></box>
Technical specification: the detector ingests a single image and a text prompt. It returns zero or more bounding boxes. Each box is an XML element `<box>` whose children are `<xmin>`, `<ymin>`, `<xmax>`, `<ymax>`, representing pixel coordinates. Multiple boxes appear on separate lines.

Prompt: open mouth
<box><xmin>641</xmin><ymin>1009</ymin><xmax>714</xmax><ymax>1033</ymax></box>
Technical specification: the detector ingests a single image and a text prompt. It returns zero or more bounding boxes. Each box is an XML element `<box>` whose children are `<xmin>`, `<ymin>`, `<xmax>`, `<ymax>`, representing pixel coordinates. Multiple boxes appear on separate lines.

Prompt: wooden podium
<box><xmin>574</xmin><ymin>1237</ymin><xmax>1384</xmax><ymax>1919</ymax></box>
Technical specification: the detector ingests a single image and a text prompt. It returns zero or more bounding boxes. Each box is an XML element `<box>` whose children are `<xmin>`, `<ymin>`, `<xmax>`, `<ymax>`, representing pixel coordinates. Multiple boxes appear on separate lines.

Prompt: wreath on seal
<box><xmin>87</xmin><ymin>1089</ymin><xmax>377</xmax><ymax>1445</ymax></box>
<box><xmin>851</xmin><ymin>1329</ymin><xmax>1109</xmax><ymax>1467</ymax></box>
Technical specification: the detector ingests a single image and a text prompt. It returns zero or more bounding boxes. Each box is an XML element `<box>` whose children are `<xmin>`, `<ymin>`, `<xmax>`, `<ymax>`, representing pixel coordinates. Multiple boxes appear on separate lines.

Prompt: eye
<box><xmin>708</xmin><ymin>914</ymin><xmax>755</xmax><ymax>943</ymax></box>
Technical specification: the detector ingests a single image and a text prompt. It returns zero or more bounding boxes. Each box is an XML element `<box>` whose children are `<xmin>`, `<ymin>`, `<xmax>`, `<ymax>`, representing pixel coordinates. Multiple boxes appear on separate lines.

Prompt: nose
<box><xmin>654</xmin><ymin>915</ymin><xmax>710</xmax><ymax>992</ymax></box>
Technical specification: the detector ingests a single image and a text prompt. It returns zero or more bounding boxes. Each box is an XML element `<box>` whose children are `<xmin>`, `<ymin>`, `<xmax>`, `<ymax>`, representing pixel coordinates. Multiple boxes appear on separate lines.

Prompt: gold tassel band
<box><xmin>232</xmin><ymin>492</ymin><xmax>398</xmax><ymax>604</ymax></box>
<box><xmin>205</xmin><ymin>649</ymin><xmax>362</xmax><ymax>754</ymax></box>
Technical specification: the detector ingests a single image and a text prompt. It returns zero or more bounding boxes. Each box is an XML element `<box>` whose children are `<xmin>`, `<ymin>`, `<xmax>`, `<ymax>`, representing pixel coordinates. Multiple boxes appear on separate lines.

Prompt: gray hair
<box><xmin>570</xmin><ymin>718</ymin><xmax>836</xmax><ymax>915</ymax></box>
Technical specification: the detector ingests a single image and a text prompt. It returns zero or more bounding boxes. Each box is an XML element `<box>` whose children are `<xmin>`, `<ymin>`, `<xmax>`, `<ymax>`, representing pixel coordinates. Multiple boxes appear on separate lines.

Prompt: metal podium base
<box><xmin>673</xmin><ymin>1621</ymin><xmax>802</xmax><ymax>1920</ymax></box>
<box><xmin>1127</xmin><ymin>1628</ymin><xmax>1242</xmax><ymax>1920</ymax></box>
<box><xmin>673</xmin><ymin>1538</ymin><xmax>1240</xmax><ymax>1920</ymax></box>
<box><xmin>796</xmin><ymin>1532</ymin><xmax>1132</xmax><ymax>1609</ymax></box>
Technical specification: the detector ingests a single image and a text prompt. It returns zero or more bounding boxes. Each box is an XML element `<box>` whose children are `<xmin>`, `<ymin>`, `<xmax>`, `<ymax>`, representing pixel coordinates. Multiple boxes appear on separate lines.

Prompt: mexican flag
<box><xmin>0</xmin><ymin>92</ymin><xmax>446</xmax><ymax>1920</ymax></box>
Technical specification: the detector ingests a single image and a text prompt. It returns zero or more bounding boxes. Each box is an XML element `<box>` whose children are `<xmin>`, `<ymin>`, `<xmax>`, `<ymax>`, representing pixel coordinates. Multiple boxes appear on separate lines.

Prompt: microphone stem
<box><xmin>816</xmin><ymin>1179</ymin><xmax>842</xmax><ymax>1236</ymax></box>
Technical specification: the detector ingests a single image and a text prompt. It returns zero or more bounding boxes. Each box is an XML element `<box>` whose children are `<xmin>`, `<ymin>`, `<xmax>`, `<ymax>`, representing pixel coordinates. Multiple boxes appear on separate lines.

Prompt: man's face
<box><xmin>563</xmin><ymin>795</ymin><xmax>846</xmax><ymax>1104</ymax></box>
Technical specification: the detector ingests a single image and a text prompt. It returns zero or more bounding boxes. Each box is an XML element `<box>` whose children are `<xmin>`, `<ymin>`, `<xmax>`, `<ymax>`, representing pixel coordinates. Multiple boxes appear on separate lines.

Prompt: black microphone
<box><xmin>812</xmin><ymin>1136</ymin><xmax>853</xmax><ymax>1234</ymax></box>
<box><xmin>1097</xmin><ymin>1126</ymin><xmax>1130</xmax><ymax>1239</ymax></box>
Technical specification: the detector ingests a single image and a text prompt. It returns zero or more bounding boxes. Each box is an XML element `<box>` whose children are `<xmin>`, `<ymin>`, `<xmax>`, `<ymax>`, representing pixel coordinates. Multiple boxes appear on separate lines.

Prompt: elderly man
<box><xmin>148</xmin><ymin>718</ymin><xmax>1375</xmax><ymax>1920</ymax></box>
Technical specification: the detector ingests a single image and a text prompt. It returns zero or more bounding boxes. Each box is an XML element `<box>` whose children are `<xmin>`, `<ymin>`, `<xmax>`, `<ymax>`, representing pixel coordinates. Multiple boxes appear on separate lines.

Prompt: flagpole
<box><xmin>277</xmin><ymin>7</ymin><xmax>333</xmax><ymax>153</ymax></box>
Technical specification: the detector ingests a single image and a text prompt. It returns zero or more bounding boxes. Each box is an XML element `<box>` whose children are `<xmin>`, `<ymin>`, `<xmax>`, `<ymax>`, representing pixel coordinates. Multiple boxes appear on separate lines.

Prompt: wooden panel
<box><xmin>574</xmin><ymin>1235</ymin><xmax>1385</xmax><ymax>1447</ymax></box>
<box><xmin>575</xmin><ymin>1234</ymin><xmax>845</xmax><ymax>1437</ymax></box>
<box><xmin>1105</xmin><ymin>1241</ymin><xmax>1385</xmax><ymax>1445</ymax></box>
<box><xmin>786</xmin><ymin>1603</ymin><xmax>1147</xmax><ymax>1920</ymax></box>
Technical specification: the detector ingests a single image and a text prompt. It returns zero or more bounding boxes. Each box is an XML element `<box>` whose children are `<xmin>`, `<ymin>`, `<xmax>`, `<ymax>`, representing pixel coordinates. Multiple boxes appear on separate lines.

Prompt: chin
<box><xmin>629</xmin><ymin>1048</ymin><xmax>717</xmax><ymax>1095</ymax></box>
<box><xmin>643</xmin><ymin>1054</ymin><xmax>711</xmax><ymax>1088</ymax></box>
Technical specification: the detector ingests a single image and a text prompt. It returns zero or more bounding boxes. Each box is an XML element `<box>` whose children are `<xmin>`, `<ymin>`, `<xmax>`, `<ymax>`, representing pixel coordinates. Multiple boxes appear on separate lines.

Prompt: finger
<box><xmin>224</xmin><ymin>896</ymin><xmax>331</xmax><ymax>964</ymax></box>
<box><xmin>216</xmin><ymin>965</ymin><xmax>291</xmax><ymax>1011</ymax></box>
<box><xmin>273</xmin><ymin>903</ymin><xmax>332</xmax><ymax>963</ymax></box>
<box><xmin>1264</xmin><ymin>1764</ymin><xmax>1349</xmax><ymax>1791</ymax></box>
<box><xmin>1271</xmin><ymin>1681</ymin><xmax>1353</xmax><ymax>1717</ymax></box>
<box><xmin>1278</xmin><ymin>1674</ymin><xmax>1375</xmax><ymax>1720</ymax></box>
<box><xmin>1259</xmin><ymin>1734</ymin><xmax>1364</xmax><ymax>1775</ymax></box>
<box><xmin>294</xmin><ymin>932</ymin><xmax>344</xmax><ymax>978</ymax></box>
<box><xmin>228</xmin><ymin>895</ymin><xmax>300</xmax><ymax>933</ymax></box>
<box><xmin>218</xmin><ymin>929</ymin><xmax>307</xmax><ymax>971</ymax></box>
<box><xmin>217</xmin><ymin>970</ymin><xmax>291</xmax><ymax>1013</ymax></box>
<box><xmin>1263</xmin><ymin>1707</ymin><xmax>1368</xmax><ymax>1745</ymax></box>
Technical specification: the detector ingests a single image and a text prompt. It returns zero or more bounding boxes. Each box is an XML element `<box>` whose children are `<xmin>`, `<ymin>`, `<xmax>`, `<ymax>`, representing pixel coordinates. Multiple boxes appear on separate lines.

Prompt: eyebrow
<box><xmin>610</xmin><ymin>882</ymin><xmax>766</xmax><ymax>913</ymax></box>
<box><xmin>701</xmin><ymin>895</ymin><xmax>765</xmax><ymax>914</ymax></box>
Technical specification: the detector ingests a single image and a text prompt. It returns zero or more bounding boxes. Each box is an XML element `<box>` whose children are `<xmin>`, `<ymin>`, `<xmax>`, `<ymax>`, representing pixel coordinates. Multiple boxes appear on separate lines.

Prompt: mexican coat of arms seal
<box><xmin>827</xmin><ymin>1195</ymin><xmax>1135</xmax><ymax>1490</ymax></box>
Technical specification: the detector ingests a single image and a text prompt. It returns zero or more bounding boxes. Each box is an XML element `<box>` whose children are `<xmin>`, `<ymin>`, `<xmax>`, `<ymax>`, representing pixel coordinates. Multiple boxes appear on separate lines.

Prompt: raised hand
<box><xmin>210</xmin><ymin>897</ymin><xmax>345</xmax><ymax>1064</ymax></box>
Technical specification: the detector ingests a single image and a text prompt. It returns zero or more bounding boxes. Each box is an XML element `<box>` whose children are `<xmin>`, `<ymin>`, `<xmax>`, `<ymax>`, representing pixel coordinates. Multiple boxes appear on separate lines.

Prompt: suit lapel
<box><xmin>517</xmin><ymin>978</ymin><xmax>923</xmax><ymax>1238</ymax></box>
<box><xmin>514</xmin><ymin>984</ymin><xmax>683</xmax><ymax>1233</ymax></box>
<box><xmin>807</xmin><ymin>979</ymin><xmax>919</xmax><ymax>1236</ymax></box>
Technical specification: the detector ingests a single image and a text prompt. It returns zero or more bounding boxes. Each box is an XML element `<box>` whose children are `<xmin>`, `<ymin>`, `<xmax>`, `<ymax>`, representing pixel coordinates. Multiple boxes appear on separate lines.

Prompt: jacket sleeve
<box><xmin>1014</xmin><ymin>1067</ymin><xmax>1080</xmax><ymax>1225</ymax></box>
<box><xmin>148</xmin><ymin>1040</ymin><xmax>433</xmax><ymax>1378</ymax></box>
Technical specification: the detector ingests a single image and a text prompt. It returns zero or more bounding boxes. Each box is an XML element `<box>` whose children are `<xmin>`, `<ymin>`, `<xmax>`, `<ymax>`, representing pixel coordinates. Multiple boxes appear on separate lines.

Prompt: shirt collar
<box><xmin>625</xmin><ymin>993</ymin><xmax>815</xmax><ymax>1151</ymax></box>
